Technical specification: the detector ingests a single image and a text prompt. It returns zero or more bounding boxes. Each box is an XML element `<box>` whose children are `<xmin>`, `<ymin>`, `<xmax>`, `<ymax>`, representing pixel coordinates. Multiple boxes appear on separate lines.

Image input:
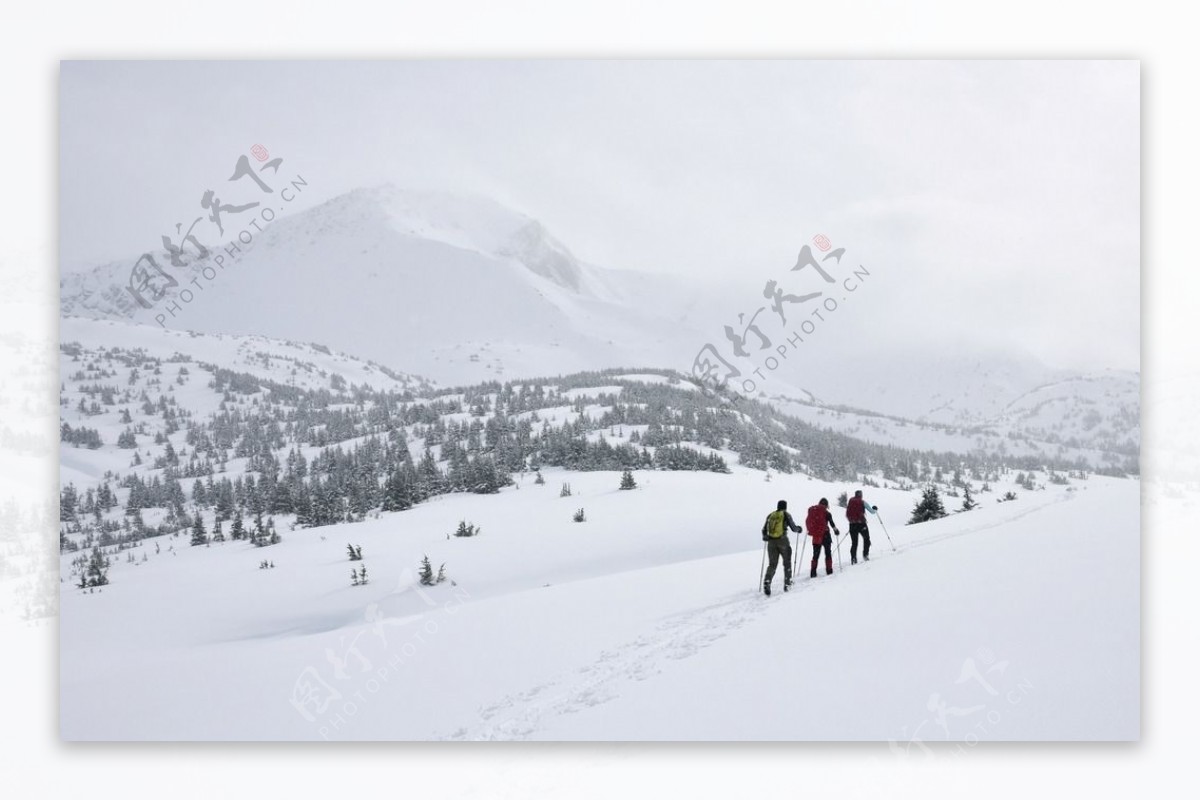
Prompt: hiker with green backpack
<box><xmin>761</xmin><ymin>499</ymin><xmax>803</xmax><ymax>595</ymax></box>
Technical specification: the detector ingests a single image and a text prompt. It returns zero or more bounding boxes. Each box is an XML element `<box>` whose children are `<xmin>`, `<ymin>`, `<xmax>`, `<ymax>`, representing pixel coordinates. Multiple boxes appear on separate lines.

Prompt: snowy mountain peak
<box><xmin>313</xmin><ymin>185</ymin><xmax>587</xmax><ymax>294</ymax></box>
<box><xmin>363</xmin><ymin>185</ymin><xmax>530</xmax><ymax>249</ymax></box>
<box><xmin>497</xmin><ymin>219</ymin><xmax>586</xmax><ymax>293</ymax></box>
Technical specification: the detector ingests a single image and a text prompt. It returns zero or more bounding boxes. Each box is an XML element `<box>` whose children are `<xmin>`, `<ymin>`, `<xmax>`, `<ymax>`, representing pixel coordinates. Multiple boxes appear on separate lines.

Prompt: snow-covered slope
<box><xmin>59</xmin><ymin>469</ymin><xmax>1137</xmax><ymax>740</ymax></box>
<box><xmin>803</xmin><ymin>348</ymin><xmax>1062</xmax><ymax>424</ymax></box>
<box><xmin>60</xmin><ymin>316</ymin><xmax>433</xmax><ymax>397</ymax></box>
<box><xmin>59</xmin><ymin>186</ymin><xmax>690</xmax><ymax>385</ymax></box>
<box><xmin>766</xmin><ymin>368</ymin><xmax>1139</xmax><ymax>472</ymax></box>
<box><xmin>993</xmin><ymin>372</ymin><xmax>1140</xmax><ymax>449</ymax></box>
<box><xmin>56</xmin><ymin>313</ymin><xmax>1138</xmax><ymax>741</ymax></box>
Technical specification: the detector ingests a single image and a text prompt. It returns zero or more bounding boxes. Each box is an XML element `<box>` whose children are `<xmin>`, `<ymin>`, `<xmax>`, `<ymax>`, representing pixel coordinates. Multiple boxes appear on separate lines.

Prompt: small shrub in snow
<box><xmin>418</xmin><ymin>555</ymin><xmax>446</xmax><ymax>586</ymax></box>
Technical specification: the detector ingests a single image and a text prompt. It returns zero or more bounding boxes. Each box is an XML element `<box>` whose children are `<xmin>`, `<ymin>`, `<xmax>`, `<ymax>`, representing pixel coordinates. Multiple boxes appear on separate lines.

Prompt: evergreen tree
<box><xmin>230</xmin><ymin>515</ymin><xmax>246</xmax><ymax>541</ymax></box>
<box><xmin>909</xmin><ymin>486</ymin><xmax>948</xmax><ymax>524</ymax></box>
<box><xmin>573</xmin><ymin>508</ymin><xmax>586</xmax><ymax>523</ymax></box>
<box><xmin>453</xmin><ymin>520</ymin><xmax>480</xmax><ymax>538</ymax></box>
<box><xmin>837</xmin><ymin>491</ymin><xmax>849</xmax><ymax>508</ymax></box>
<box><xmin>85</xmin><ymin>547</ymin><xmax>109</xmax><ymax>587</ymax></box>
<box><xmin>960</xmin><ymin>485</ymin><xmax>978</xmax><ymax>512</ymax></box>
<box><xmin>381</xmin><ymin>467</ymin><xmax>415</xmax><ymax>511</ymax></box>
<box><xmin>61</xmin><ymin>483</ymin><xmax>84</xmax><ymax>522</ymax></box>
<box><xmin>190</xmin><ymin>513</ymin><xmax>207</xmax><ymax>546</ymax></box>
<box><xmin>97</xmin><ymin>482</ymin><xmax>117</xmax><ymax>511</ymax></box>
<box><xmin>534</xmin><ymin>470</ymin><xmax>545</xmax><ymax>485</ymax></box>
<box><xmin>418</xmin><ymin>555</ymin><xmax>435</xmax><ymax>586</ymax></box>
<box><xmin>416</xmin><ymin>448</ymin><xmax>443</xmax><ymax>500</ymax></box>
<box><xmin>466</xmin><ymin>455</ymin><xmax>509</xmax><ymax>494</ymax></box>
<box><xmin>214</xmin><ymin>479</ymin><xmax>235</xmax><ymax>521</ymax></box>
<box><xmin>560</xmin><ymin>482</ymin><xmax>572</xmax><ymax>498</ymax></box>
<box><xmin>619</xmin><ymin>470</ymin><xmax>637</xmax><ymax>490</ymax></box>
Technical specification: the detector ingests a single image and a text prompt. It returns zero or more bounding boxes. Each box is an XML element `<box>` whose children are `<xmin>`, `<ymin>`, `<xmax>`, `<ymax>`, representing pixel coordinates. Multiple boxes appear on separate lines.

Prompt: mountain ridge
<box><xmin>59</xmin><ymin>184</ymin><xmax>1138</xmax><ymax>454</ymax></box>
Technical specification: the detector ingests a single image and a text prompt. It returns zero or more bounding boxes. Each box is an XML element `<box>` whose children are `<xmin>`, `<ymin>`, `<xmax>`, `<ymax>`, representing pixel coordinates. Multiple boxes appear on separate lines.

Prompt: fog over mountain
<box><xmin>60</xmin><ymin>60</ymin><xmax>1139</xmax><ymax>374</ymax></box>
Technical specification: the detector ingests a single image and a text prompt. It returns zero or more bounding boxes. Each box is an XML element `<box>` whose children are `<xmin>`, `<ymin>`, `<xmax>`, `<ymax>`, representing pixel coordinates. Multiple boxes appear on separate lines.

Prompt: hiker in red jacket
<box><xmin>805</xmin><ymin>498</ymin><xmax>841</xmax><ymax>578</ymax></box>
<box><xmin>845</xmin><ymin>490</ymin><xmax>877</xmax><ymax>565</ymax></box>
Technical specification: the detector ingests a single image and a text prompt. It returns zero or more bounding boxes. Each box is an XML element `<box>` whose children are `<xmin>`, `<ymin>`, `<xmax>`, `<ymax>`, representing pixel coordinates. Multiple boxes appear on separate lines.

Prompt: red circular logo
<box><xmin>813</xmin><ymin>234</ymin><xmax>832</xmax><ymax>252</ymax></box>
<box><xmin>251</xmin><ymin>144</ymin><xmax>269</xmax><ymax>162</ymax></box>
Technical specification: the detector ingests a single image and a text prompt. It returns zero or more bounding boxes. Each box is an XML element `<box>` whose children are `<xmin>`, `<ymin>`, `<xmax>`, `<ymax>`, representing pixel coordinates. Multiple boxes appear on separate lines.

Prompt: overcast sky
<box><xmin>60</xmin><ymin>60</ymin><xmax>1139</xmax><ymax>371</ymax></box>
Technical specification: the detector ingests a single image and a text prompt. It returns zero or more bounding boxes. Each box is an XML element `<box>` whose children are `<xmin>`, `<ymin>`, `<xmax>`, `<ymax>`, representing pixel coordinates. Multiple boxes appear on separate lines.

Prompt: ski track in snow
<box><xmin>441</xmin><ymin>490</ymin><xmax>1076</xmax><ymax>740</ymax></box>
<box><xmin>442</xmin><ymin>588</ymin><xmax>766</xmax><ymax>741</ymax></box>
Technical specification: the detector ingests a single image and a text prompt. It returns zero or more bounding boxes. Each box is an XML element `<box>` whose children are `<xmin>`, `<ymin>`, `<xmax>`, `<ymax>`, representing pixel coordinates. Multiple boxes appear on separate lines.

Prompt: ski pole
<box><xmin>835</xmin><ymin>530</ymin><xmax>843</xmax><ymax>570</ymax></box>
<box><xmin>795</xmin><ymin>534</ymin><xmax>805</xmax><ymax>578</ymax></box>
<box><xmin>877</xmin><ymin>512</ymin><xmax>896</xmax><ymax>552</ymax></box>
<box><xmin>758</xmin><ymin>542</ymin><xmax>767</xmax><ymax>591</ymax></box>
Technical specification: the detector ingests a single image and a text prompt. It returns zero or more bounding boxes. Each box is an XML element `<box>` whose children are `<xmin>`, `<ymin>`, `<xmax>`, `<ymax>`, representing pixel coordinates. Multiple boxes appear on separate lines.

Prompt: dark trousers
<box><xmin>849</xmin><ymin>522</ymin><xmax>870</xmax><ymax>562</ymax></box>
<box><xmin>765</xmin><ymin>536</ymin><xmax>793</xmax><ymax>585</ymax></box>
<box><xmin>810</xmin><ymin>537</ymin><xmax>833</xmax><ymax>576</ymax></box>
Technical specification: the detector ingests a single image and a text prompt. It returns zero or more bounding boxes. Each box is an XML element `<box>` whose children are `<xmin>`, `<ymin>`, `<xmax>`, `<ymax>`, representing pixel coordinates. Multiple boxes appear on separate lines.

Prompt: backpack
<box><xmin>806</xmin><ymin>504</ymin><xmax>828</xmax><ymax>542</ymax></box>
<box><xmin>765</xmin><ymin>510</ymin><xmax>787</xmax><ymax>539</ymax></box>
<box><xmin>846</xmin><ymin>496</ymin><xmax>865</xmax><ymax>521</ymax></box>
